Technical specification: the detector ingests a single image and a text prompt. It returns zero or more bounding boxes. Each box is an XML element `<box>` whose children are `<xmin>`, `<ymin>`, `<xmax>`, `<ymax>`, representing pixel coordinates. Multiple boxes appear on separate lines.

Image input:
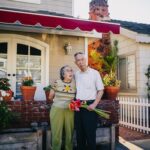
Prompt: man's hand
<box><xmin>87</xmin><ymin>103</ymin><xmax>97</xmax><ymax>111</ymax></box>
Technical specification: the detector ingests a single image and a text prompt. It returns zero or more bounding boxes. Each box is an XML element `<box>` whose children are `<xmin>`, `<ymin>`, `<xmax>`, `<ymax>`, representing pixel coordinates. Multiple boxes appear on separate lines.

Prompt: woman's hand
<box><xmin>49</xmin><ymin>89</ymin><xmax>55</xmax><ymax>101</ymax></box>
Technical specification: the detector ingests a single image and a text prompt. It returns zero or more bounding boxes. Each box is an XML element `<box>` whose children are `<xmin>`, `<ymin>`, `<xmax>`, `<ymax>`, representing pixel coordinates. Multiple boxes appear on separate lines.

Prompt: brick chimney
<box><xmin>89</xmin><ymin>0</ymin><xmax>110</xmax><ymax>21</ymax></box>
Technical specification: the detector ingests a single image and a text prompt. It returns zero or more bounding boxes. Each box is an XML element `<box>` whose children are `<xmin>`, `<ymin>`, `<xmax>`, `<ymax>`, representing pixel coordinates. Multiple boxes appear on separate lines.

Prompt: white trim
<box><xmin>84</xmin><ymin>37</ymin><xmax>88</xmax><ymax>65</ymax></box>
<box><xmin>136</xmin><ymin>34</ymin><xmax>150</xmax><ymax>43</ymax></box>
<box><xmin>0</xmin><ymin>34</ymin><xmax>49</xmax><ymax>49</ymax></box>
<box><xmin>0</xmin><ymin>34</ymin><xmax>49</xmax><ymax>99</ymax></box>
<box><xmin>120</xmin><ymin>27</ymin><xmax>150</xmax><ymax>43</ymax></box>
<box><xmin>11</xmin><ymin>0</ymin><xmax>41</xmax><ymax>4</ymax></box>
<box><xmin>119</xmin><ymin>137</ymin><xmax>143</xmax><ymax>150</ymax></box>
<box><xmin>120</xmin><ymin>28</ymin><xmax>138</xmax><ymax>41</ymax></box>
<box><xmin>0</xmin><ymin>24</ymin><xmax>102</xmax><ymax>38</ymax></box>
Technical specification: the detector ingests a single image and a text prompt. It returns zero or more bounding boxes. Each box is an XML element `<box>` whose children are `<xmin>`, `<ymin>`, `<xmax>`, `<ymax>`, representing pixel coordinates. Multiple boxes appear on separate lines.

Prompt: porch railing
<box><xmin>118</xmin><ymin>96</ymin><xmax>150</xmax><ymax>134</ymax></box>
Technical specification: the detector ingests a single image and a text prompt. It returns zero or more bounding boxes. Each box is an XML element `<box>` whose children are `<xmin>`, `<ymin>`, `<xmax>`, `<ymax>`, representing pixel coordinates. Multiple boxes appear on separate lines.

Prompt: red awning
<box><xmin>0</xmin><ymin>9</ymin><xmax>120</xmax><ymax>34</ymax></box>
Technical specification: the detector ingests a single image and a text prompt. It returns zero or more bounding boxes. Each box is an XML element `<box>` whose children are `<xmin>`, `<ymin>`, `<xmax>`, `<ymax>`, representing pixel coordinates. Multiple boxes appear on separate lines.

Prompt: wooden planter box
<box><xmin>0</xmin><ymin>128</ymin><xmax>42</xmax><ymax>150</ymax></box>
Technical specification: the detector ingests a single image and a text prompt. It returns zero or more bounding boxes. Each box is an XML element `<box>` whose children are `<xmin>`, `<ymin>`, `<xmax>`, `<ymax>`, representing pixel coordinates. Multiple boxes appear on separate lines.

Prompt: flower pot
<box><xmin>45</xmin><ymin>90</ymin><xmax>50</xmax><ymax>101</ymax></box>
<box><xmin>104</xmin><ymin>86</ymin><xmax>120</xmax><ymax>100</ymax></box>
<box><xmin>20</xmin><ymin>86</ymin><xmax>36</xmax><ymax>101</ymax></box>
<box><xmin>0</xmin><ymin>90</ymin><xmax>13</xmax><ymax>101</ymax></box>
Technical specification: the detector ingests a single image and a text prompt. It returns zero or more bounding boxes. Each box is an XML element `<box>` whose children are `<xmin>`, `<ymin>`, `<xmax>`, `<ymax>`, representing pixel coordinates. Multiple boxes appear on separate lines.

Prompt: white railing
<box><xmin>118</xmin><ymin>96</ymin><xmax>150</xmax><ymax>134</ymax></box>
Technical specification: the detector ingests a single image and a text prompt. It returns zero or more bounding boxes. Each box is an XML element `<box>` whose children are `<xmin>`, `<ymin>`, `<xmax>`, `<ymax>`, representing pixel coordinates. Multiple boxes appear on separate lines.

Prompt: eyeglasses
<box><xmin>65</xmin><ymin>69</ymin><xmax>73</xmax><ymax>72</ymax></box>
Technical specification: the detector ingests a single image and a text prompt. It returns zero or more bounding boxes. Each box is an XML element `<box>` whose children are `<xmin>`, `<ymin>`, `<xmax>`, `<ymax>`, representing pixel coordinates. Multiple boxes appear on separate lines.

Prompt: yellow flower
<box><xmin>64</xmin><ymin>85</ymin><xmax>71</xmax><ymax>92</ymax></box>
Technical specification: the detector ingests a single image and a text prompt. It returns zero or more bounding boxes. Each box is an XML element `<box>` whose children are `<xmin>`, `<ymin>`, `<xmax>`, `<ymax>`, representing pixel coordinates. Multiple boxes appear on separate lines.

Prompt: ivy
<box><xmin>145</xmin><ymin>65</ymin><xmax>150</xmax><ymax>99</ymax></box>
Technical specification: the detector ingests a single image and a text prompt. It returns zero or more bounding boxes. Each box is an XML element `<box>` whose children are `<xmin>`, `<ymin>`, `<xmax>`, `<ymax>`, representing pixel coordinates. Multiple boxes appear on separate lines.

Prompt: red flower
<box><xmin>69</xmin><ymin>99</ymin><xmax>110</xmax><ymax>119</ymax></box>
<box><xmin>69</xmin><ymin>99</ymin><xmax>81</xmax><ymax>111</ymax></box>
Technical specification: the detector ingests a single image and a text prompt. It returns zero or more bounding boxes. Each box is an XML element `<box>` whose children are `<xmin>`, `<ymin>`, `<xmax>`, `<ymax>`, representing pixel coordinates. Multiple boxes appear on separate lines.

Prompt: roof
<box><xmin>0</xmin><ymin>8</ymin><xmax>120</xmax><ymax>34</ymax></box>
<box><xmin>0</xmin><ymin>7</ymin><xmax>73</xmax><ymax>18</ymax></box>
<box><xmin>110</xmin><ymin>19</ymin><xmax>150</xmax><ymax>35</ymax></box>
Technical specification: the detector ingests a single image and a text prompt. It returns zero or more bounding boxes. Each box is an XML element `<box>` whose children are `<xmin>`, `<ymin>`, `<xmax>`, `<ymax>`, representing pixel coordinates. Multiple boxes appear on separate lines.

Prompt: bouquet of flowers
<box><xmin>69</xmin><ymin>99</ymin><xmax>110</xmax><ymax>119</ymax></box>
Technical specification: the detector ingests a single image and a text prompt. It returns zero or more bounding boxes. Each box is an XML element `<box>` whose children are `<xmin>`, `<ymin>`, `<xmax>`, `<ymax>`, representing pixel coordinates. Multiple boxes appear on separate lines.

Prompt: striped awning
<box><xmin>0</xmin><ymin>9</ymin><xmax>120</xmax><ymax>34</ymax></box>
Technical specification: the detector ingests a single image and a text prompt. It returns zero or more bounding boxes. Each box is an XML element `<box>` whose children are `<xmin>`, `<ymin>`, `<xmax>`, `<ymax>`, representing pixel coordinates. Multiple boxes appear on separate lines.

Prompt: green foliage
<box><xmin>103</xmin><ymin>71</ymin><xmax>121</xmax><ymax>87</ymax></box>
<box><xmin>22</xmin><ymin>77</ymin><xmax>34</xmax><ymax>86</ymax></box>
<box><xmin>0</xmin><ymin>101</ymin><xmax>20</xmax><ymax>130</ymax></box>
<box><xmin>101</xmin><ymin>40</ymin><xmax>121</xmax><ymax>87</ymax></box>
<box><xmin>145</xmin><ymin>65</ymin><xmax>150</xmax><ymax>99</ymax></box>
<box><xmin>0</xmin><ymin>78</ymin><xmax>11</xmax><ymax>91</ymax></box>
<box><xmin>101</xmin><ymin>40</ymin><xmax>118</xmax><ymax>74</ymax></box>
<box><xmin>43</xmin><ymin>85</ymin><xmax>52</xmax><ymax>92</ymax></box>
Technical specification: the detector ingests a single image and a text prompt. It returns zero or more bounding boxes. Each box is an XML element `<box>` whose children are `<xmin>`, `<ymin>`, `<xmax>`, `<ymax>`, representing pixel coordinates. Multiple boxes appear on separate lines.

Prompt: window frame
<box><xmin>118</xmin><ymin>54</ymin><xmax>137</xmax><ymax>92</ymax></box>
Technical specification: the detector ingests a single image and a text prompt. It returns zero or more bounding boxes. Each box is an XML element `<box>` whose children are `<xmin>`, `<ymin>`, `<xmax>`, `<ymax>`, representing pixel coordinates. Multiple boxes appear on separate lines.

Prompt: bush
<box><xmin>0</xmin><ymin>101</ymin><xmax>20</xmax><ymax>130</ymax></box>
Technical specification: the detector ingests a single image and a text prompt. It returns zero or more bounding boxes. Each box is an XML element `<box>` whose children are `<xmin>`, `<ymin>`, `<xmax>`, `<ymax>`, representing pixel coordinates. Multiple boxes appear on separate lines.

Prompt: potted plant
<box><xmin>101</xmin><ymin>40</ymin><xmax>121</xmax><ymax>100</ymax></box>
<box><xmin>20</xmin><ymin>76</ymin><xmax>36</xmax><ymax>101</ymax></box>
<box><xmin>103</xmin><ymin>72</ymin><xmax>121</xmax><ymax>100</ymax></box>
<box><xmin>0</xmin><ymin>78</ymin><xmax>13</xmax><ymax>101</ymax></box>
<box><xmin>43</xmin><ymin>85</ymin><xmax>52</xmax><ymax>101</ymax></box>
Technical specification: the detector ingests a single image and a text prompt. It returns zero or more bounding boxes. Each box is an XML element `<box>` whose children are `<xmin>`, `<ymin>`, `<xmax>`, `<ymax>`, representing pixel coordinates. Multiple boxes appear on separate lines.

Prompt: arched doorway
<box><xmin>0</xmin><ymin>34</ymin><xmax>49</xmax><ymax>100</ymax></box>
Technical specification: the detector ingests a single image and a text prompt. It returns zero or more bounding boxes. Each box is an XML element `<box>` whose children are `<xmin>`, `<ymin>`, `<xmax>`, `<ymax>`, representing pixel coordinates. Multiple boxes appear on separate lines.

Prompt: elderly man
<box><xmin>74</xmin><ymin>52</ymin><xmax>104</xmax><ymax>150</ymax></box>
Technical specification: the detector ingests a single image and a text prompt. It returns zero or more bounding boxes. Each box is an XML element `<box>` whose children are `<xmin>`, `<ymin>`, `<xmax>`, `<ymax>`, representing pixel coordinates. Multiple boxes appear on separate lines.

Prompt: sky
<box><xmin>74</xmin><ymin>0</ymin><xmax>150</xmax><ymax>24</ymax></box>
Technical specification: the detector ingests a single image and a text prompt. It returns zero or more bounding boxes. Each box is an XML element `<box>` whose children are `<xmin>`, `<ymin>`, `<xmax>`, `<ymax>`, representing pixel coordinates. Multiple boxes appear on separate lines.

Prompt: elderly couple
<box><xmin>49</xmin><ymin>52</ymin><xmax>104</xmax><ymax>150</ymax></box>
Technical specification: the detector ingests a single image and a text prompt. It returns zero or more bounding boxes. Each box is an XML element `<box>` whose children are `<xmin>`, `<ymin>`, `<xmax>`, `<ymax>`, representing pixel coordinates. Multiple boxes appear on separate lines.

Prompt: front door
<box><xmin>0</xmin><ymin>35</ymin><xmax>49</xmax><ymax>100</ymax></box>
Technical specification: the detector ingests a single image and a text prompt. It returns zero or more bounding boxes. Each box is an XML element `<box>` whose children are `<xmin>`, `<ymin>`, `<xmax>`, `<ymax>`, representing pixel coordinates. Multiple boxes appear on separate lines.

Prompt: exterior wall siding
<box><xmin>0</xmin><ymin>0</ymin><xmax>73</xmax><ymax>16</ymax></box>
<box><xmin>111</xmin><ymin>33</ymin><xmax>150</xmax><ymax>97</ymax></box>
<box><xmin>49</xmin><ymin>35</ymin><xmax>85</xmax><ymax>83</ymax></box>
<box><xmin>136</xmin><ymin>44</ymin><xmax>150</xmax><ymax>97</ymax></box>
<box><xmin>111</xmin><ymin>33</ymin><xmax>138</xmax><ymax>95</ymax></box>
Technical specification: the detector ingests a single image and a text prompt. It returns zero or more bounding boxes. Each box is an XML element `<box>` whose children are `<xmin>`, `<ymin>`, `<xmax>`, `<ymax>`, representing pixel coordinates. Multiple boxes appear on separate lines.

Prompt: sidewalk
<box><xmin>119</xmin><ymin>126</ymin><xmax>150</xmax><ymax>141</ymax></box>
<box><xmin>131</xmin><ymin>139</ymin><xmax>150</xmax><ymax>150</ymax></box>
<box><xmin>119</xmin><ymin>126</ymin><xmax>150</xmax><ymax>150</ymax></box>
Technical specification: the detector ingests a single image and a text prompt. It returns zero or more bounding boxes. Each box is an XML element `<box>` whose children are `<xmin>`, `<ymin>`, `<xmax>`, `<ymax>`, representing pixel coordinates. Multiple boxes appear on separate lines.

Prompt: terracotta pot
<box><xmin>20</xmin><ymin>86</ymin><xmax>36</xmax><ymax>101</ymax></box>
<box><xmin>0</xmin><ymin>90</ymin><xmax>13</xmax><ymax>101</ymax></box>
<box><xmin>104</xmin><ymin>86</ymin><xmax>120</xmax><ymax>100</ymax></box>
<box><xmin>45</xmin><ymin>90</ymin><xmax>50</xmax><ymax>101</ymax></box>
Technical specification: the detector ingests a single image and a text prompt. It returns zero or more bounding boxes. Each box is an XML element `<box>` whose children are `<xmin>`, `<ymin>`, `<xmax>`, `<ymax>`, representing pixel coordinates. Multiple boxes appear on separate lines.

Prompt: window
<box><xmin>12</xmin><ymin>0</ymin><xmax>41</xmax><ymax>4</ymax></box>
<box><xmin>118</xmin><ymin>55</ymin><xmax>136</xmax><ymax>91</ymax></box>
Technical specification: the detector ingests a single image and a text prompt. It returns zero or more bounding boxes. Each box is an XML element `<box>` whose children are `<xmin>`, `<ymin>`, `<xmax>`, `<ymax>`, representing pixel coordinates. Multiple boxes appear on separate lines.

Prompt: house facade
<box><xmin>0</xmin><ymin>0</ymin><xmax>119</xmax><ymax>100</ymax></box>
<box><xmin>89</xmin><ymin>0</ymin><xmax>150</xmax><ymax>98</ymax></box>
<box><xmin>111</xmin><ymin>23</ymin><xmax>150</xmax><ymax>98</ymax></box>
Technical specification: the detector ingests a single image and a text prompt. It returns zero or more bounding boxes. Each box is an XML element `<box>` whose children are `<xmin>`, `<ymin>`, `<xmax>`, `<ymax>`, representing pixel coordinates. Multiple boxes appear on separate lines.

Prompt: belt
<box><xmin>80</xmin><ymin>100</ymin><xmax>95</xmax><ymax>105</ymax></box>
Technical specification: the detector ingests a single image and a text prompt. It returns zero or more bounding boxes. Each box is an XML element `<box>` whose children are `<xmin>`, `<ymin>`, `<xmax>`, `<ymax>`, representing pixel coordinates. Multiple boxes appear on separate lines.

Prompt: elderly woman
<box><xmin>49</xmin><ymin>65</ymin><xmax>76</xmax><ymax>150</ymax></box>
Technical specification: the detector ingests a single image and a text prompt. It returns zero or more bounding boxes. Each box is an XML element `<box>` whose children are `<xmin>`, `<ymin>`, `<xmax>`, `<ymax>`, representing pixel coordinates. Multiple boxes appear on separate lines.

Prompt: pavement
<box><xmin>119</xmin><ymin>126</ymin><xmax>150</xmax><ymax>150</ymax></box>
<box><xmin>131</xmin><ymin>139</ymin><xmax>150</xmax><ymax>150</ymax></box>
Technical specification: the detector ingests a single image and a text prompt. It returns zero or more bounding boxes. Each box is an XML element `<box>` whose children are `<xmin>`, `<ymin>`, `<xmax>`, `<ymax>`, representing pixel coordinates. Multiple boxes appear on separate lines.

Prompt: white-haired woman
<box><xmin>49</xmin><ymin>65</ymin><xmax>76</xmax><ymax>150</ymax></box>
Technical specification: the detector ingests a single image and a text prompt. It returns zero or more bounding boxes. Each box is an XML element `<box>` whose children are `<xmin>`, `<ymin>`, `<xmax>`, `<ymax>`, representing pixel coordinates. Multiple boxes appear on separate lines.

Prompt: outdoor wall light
<box><xmin>64</xmin><ymin>42</ymin><xmax>72</xmax><ymax>55</ymax></box>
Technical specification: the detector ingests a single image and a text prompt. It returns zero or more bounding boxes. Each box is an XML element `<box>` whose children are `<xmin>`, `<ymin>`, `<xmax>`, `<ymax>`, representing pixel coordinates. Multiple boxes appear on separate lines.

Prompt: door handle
<box><xmin>12</xmin><ymin>74</ymin><xmax>16</xmax><ymax>77</ymax></box>
<box><xmin>7</xmin><ymin>74</ymin><xmax>11</xmax><ymax>76</ymax></box>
